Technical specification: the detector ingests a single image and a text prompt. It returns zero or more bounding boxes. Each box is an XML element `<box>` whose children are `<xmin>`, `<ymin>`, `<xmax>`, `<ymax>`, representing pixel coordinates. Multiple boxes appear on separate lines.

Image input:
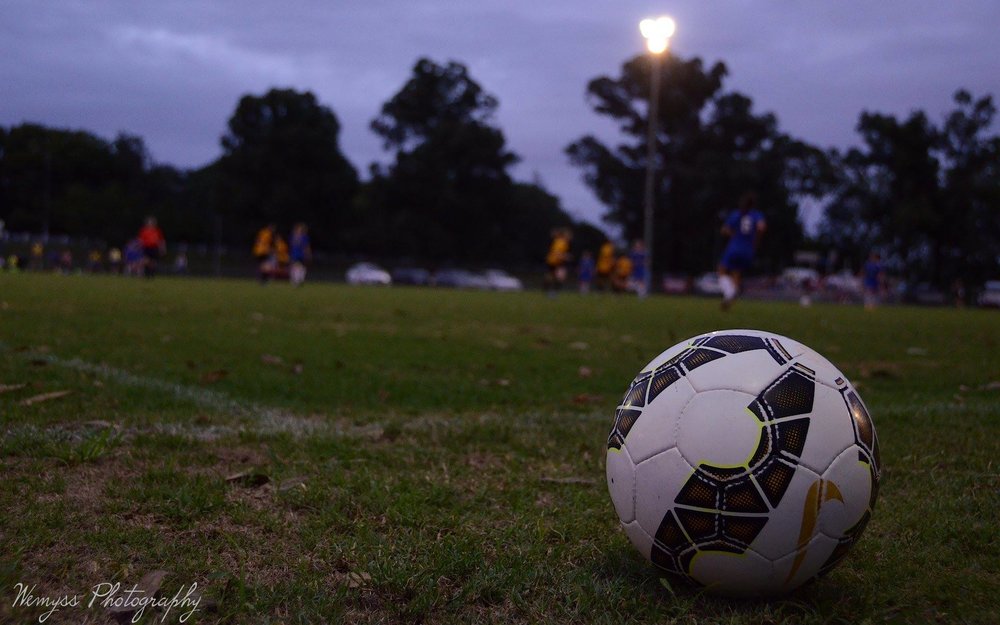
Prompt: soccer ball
<box><xmin>606</xmin><ymin>329</ymin><xmax>880</xmax><ymax>596</ymax></box>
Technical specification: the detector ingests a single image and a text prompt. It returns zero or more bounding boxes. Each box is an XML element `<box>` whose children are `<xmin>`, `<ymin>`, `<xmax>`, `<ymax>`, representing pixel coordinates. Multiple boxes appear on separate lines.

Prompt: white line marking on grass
<box><xmin>2</xmin><ymin>344</ymin><xmax>611</xmax><ymax>444</ymax></box>
<box><xmin>3</xmin><ymin>347</ymin><xmax>338</xmax><ymax>440</ymax></box>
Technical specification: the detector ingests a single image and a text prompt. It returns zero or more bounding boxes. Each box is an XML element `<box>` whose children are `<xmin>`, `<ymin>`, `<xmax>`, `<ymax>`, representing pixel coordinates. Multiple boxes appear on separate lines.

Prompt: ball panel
<box><xmin>622</xmin><ymin>519</ymin><xmax>654</xmax><ymax>559</ymax></box>
<box><xmin>796</xmin><ymin>382</ymin><xmax>858</xmax><ymax>475</ymax></box>
<box><xmin>793</xmin><ymin>346</ymin><xmax>850</xmax><ymax>389</ymax></box>
<box><xmin>688</xmin><ymin>547</ymin><xmax>774</xmax><ymax>597</ymax></box>
<box><xmin>684</xmin><ymin>349</ymin><xmax>786</xmax><ymax>394</ymax></box>
<box><xmin>747</xmin><ymin>463</ymin><xmax>823</xmax><ymax>561</ymax></box>
<box><xmin>676</xmin><ymin>390</ymin><xmax>760</xmax><ymax>470</ymax></box>
<box><xmin>818</xmin><ymin>445</ymin><xmax>876</xmax><ymax>540</ymax></box>
<box><xmin>766</xmin><ymin>333</ymin><xmax>807</xmax><ymax>359</ymax></box>
<box><xmin>634</xmin><ymin>448</ymin><xmax>693</xmax><ymax>540</ymax></box>
<box><xmin>622</xmin><ymin>375</ymin><xmax>695</xmax><ymax>464</ymax></box>
<box><xmin>771</xmin><ymin>533</ymin><xmax>840</xmax><ymax>593</ymax></box>
<box><xmin>606</xmin><ymin>446</ymin><xmax>637</xmax><ymax>523</ymax></box>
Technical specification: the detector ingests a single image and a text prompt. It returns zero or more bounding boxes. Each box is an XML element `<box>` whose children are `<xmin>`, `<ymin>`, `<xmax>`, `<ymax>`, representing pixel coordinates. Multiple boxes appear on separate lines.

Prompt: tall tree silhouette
<box><xmin>568</xmin><ymin>54</ymin><xmax>831</xmax><ymax>275</ymax></box>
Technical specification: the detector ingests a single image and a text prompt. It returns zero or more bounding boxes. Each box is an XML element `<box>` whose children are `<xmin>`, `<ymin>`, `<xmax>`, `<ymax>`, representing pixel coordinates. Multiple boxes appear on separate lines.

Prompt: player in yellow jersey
<box><xmin>595</xmin><ymin>239</ymin><xmax>615</xmax><ymax>291</ymax></box>
<box><xmin>544</xmin><ymin>228</ymin><xmax>572</xmax><ymax>295</ymax></box>
<box><xmin>612</xmin><ymin>251</ymin><xmax>633</xmax><ymax>293</ymax></box>
<box><xmin>253</xmin><ymin>224</ymin><xmax>277</xmax><ymax>283</ymax></box>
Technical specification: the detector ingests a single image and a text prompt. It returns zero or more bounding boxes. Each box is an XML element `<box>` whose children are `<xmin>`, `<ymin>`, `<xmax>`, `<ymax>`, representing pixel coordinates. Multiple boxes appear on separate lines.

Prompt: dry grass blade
<box><xmin>20</xmin><ymin>390</ymin><xmax>72</xmax><ymax>406</ymax></box>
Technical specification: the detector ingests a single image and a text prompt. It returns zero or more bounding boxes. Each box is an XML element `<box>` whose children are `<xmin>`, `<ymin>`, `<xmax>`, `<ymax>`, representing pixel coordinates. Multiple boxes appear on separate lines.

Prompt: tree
<box><xmin>820</xmin><ymin>90</ymin><xmax>1000</xmax><ymax>288</ymax></box>
<box><xmin>567</xmin><ymin>54</ymin><xmax>831</xmax><ymax>275</ymax></box>
<box><xmin>367</xmin><ymin>58</ymin><xmax>522</xmax><ymax>263</ymax></box>
<box><xmin>0</xmin><ymin>125</ymin><xmax>149</xmax><ymax>242</ymax></box>
<box><xmin>217</xmin><ymin>88</ymin><xmax>359</xmax><ymax>247</ymax></box>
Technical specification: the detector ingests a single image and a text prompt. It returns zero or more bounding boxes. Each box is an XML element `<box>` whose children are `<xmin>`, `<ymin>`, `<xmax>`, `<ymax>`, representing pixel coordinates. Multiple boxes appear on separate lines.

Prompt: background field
<box><xmin>1</xmin><ymin>274</ymin><xmax>998</xmax><ymax>624</ymax></box>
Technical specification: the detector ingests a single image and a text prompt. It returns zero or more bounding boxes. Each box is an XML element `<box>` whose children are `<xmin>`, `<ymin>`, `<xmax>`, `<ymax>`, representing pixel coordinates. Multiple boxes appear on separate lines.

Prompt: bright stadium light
<box><xmin>640</xmin><ymin>16</ymin><xmax>675</xmax><ymax>54</ymax></box>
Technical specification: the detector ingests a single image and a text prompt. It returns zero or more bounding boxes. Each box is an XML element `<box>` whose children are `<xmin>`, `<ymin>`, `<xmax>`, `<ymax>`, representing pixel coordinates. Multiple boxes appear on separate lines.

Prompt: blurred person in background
<box><xmin>544</xmin><ymin>227</ymin><xmax>572</xmax><ymax>295</ymax></box>
<box><xmin>629</xmin><ymin>239</ymin><xmax>648</xmax><ymax>298</ymax></box>
<box><xmin>58</xmin><ymin>249</ymin><xmax>73</xmax><ymax>274</ymax></box>
<box><xmin>577</xmin><ymin>250</ymin><xmax>594</xmax><ymax>293</ymax></box>
<box><xmin>595</xmin><ymin>239</ymin><xmax>615</xmax><ymax>291</ymax></box>
<box><xmin>174</xmin><ymin>244</ymin><xmax>189</xmax><ymax>275</ymax></box>
<box><xmin>138</xmin><ymin>216</ymin><xmax>166</xmax><ymax>278</ymax></box>
<box><xmin>253</xmin><ymin>224</ymin><xmax>278</xmax><ymax>284</ymax></box>
<box><xmin>289</xmin><ymin>223</ymin><xmax>312</xmax><ymax>287</ymax></box>
<box><xmin>612</xmin><ymin>250</ymin><xmax>633</xmax><ymax>293</ymax></box>
<box><xmin>861</xmin><ymin>251</ymin><xmax>885</xmax><ymax>311</ymax></box>
<box><xmin>108</xmin><ymin>247</ymin><xmax>123</xmax><ymax>274</ymax></box>
<box><xmin>87</xmin><ymin>248</ymin><xmax>103</xmax><ymax>273</ymax></box>
<box><xmin>29</xmin><ymin>240</ymin><xmax>45</xmax><ymax>271</ymax></box>
<box><xmin>124</xmin><ymin>239</ymin><xmax>143</xmax><ymax>276</ymax></box>
<box><xmin>718</xmin><ymin>191</ymin><xmax>766</xmax><ymax>311</ymax></box>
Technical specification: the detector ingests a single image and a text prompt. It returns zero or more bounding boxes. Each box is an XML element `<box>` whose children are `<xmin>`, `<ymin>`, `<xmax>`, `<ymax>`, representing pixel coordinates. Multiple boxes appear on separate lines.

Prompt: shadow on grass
<box><xmin>588</xmin><ymin>547</ymin><xmax>859</xmax><ymax>623</ymax></box>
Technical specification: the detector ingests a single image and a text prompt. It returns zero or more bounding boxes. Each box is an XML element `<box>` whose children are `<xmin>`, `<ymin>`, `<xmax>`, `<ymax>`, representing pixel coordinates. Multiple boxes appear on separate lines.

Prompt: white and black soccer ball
<box><xmin>606</xmin><ymin>329</ymin><xmax>880</xmax><ymax>596</ymax></box>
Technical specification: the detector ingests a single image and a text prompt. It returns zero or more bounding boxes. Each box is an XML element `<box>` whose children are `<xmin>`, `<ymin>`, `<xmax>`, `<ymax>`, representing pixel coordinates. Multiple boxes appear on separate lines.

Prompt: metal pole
<box><xmin>642</xmin><ymin>53</ymin><xmax>661</xmax><ymax>296</ymax></box>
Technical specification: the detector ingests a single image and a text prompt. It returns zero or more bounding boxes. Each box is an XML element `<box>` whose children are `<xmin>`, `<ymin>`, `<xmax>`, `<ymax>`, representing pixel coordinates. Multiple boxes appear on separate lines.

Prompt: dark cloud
<box><xmin>2</xmin><ymin>0</ymin><xmax>999</xmax><ymax>227</ymax></box>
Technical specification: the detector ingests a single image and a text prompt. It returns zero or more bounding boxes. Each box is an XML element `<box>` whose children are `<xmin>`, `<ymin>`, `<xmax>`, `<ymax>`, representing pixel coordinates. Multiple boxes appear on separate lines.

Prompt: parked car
<box><xmin>901</xmin><ymin>282</ymin><xmax>947</xmax><ymax>306</ymax></box>
<box><xmin>823</xmin><ymin>271</ymin><xmax>862</xmax><ymax>296</ymax></box>
<box><xmin>661</xmin><ymin>274</ymin><xmax>690</xmax><ymax>295</ymax></box>
<box><xmin>481</xmin><ymin>269</ymin><xmax>523</xmax><ymax>291</ymax></box>
<box><xmin>391</xmin><ymin>267</ymin><xmax>430</xmax><ymax>286</ymax></box>
<box><xmin>693</xmin><ymin>272</ymin><xmax>722</xmax><ymax>296</ymax></box>
<box><xmin>346</xmin><ymin>262</ymin><xmax>391</xmax><ymax>285</ymax></box>
<box><xmin>433</xmin><ymin>269</ymin><xmax>490</xmax><ymax>289</ymax></box>
<box><xmin>780</xmin><ymin>267</ymin><xmax>821</xmax><ymax>288</ymax></box>
<box><xmin>977</xmin><ymin>280</ymin><xmax>1000</xmax><ymax>308</ymax></box>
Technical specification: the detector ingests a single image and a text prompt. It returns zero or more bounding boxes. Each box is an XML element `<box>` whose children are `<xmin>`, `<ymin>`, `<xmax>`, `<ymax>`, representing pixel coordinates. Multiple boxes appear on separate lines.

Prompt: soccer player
<box><xmin>544</xmin><ymin>228</ymin><xmax>572</xmax><ymax>295</ymax></box>
<box><xmin>612</xmin><ymin>251</ymin><xmax>633</xmax><ymax>293</ymax></box>
<box><xmin>577</xmin><ymin>250</ymin><xmax>595</xmax><ymax>293</ymax></box>
<box><xmin>87</xmin><ymin>249</ymin><xmax>103</xmax><ymax>273</ymax></box>
<box><xmin>137</xmin><ymin>216</ymin><xmax>166</xmax><ymax>278</ymax></box>
<box><xmin>289</xmin><ymin>223</ymin><xmax>312</xmax><ymax>287</ymax></box>
<box><xmin>860</xmin><ymin>251</ymin><xmax>884</xmax><ymax>311</ymax></box>
<box><xmin>124</xmin><ymin>239</ymin><xmax>143</xmax><ymax>276</ymax></box>
<box><xmin>29</xmin><ymin>240</ymin><xmax>45</xmax><ymax>271</ymax></box>
<box><xmin>253</xmin><ymin>224</ymin><xmax>278</xmax><ymax>283</ymax></box>
<box><xmin>108</xmin><ymin>247</ymin><xmax>123</xmax><ymax>274</ymax></box>
<box><xmin>595</xmin><ymin>239</ymin><xmax>615</xmax><ymax>291</ymax></box>
<box><xmin>718</xmin><ymin>192</ymin><xmax>766</xmax><ymax>310</ymax></box>
<box><xmin>629</xmin><ymin>240</ymin><xmax>648</xmax><ymax>297</ymax></box>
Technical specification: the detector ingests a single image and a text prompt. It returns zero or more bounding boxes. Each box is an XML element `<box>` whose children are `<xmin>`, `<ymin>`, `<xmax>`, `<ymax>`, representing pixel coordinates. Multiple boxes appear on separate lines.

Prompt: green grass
<box><xmin>1</xmin><ymin>273</ymin><xmax>998</xmax><ymax>624</ymax></box>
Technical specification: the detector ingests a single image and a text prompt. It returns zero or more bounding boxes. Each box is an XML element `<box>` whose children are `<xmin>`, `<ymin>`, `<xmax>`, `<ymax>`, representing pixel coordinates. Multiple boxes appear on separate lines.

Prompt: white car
<box><xmin>482</xmin><ymin>269</ymin><xmax>523</xmax><ymax>292</ymax></box>
<box><xmin>434</xmin><ymin>269</ymin><xmax>487</xmax><ymax>289</ymax></box>
<box><xmin>780</xmin><ymin>267</ymin><xmax>821</xmax><ymax>288</ymax></box>
<box><xmin>824</xmin><ymin>270</ymin><xmax>862</xmax><ymax>295</ymax></box>
<box><xmin>693</xmin><ymin>272</ymin><xmax>722</xmax><ymax>296</ymax></box>
<box><xmin>345</xmin><ymin>262</ymin><xmax>391</xmax><ymax>286</ymax></box>
<box><xmin>978</xmin><ymin>281</ymin><xmax>1000</xmax><ymax>308</ymax></box>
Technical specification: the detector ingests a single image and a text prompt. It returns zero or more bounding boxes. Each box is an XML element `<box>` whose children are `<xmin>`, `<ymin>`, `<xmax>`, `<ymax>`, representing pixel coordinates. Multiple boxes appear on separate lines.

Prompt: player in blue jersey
<box><xmin>629</xmin><ymin>239</ymin><xmax>648</xmax><ymax>297</ymax></box>
<box><xmin>289</xmin><ymin>223</ymin><xmax>312</xmax><ymax>287</ymax></box>
<box><xmin>860</xmin><ymin>251</ymin><xmax>884</xmax><ymax>310</ymax></box>
<box><xmin>718</xmin><ymin>192</ymin><xmax>766</xmax><ymax>310</ymax></box>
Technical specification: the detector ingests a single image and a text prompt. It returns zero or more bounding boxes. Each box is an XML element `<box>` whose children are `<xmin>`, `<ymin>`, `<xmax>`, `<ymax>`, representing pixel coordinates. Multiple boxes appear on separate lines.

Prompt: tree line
<box><xmin>1</xmin><ymin>55</ymin><xmax>997</xmax><ymax>286</ymax></box>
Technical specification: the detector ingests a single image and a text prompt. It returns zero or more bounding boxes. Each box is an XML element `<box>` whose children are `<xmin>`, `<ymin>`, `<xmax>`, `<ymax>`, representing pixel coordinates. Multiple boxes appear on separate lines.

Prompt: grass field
<box><xmin>1</xmin><ymin>273</ymin><xmax>998</xmax><ymax>624</ymax></box>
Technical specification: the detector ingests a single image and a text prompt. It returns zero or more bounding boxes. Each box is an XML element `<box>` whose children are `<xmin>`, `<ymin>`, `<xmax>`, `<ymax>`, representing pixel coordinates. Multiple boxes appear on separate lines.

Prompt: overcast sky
<box><xmin>3</xmin><ymin>1</ymin><xmax>999</xmax><ymax>229</ymax></box>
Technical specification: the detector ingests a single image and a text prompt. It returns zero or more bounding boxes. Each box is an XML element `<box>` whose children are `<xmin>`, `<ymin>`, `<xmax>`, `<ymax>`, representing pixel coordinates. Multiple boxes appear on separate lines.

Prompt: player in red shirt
<box><xmin>138</xmin><ymin>216</ymin><xmax>166</xmax><ymax>278</ymax></box>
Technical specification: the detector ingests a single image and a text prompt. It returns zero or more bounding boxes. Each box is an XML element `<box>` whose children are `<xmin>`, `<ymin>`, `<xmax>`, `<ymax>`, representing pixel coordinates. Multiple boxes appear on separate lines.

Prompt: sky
<box><xmin>3</xmin><ymin>1</ymin><xmax>999</xmax><ymax>231</ymax></box>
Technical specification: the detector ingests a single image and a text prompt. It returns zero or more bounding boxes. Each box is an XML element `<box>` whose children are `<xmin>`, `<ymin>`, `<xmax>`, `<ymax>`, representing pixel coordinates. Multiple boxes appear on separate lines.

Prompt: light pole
<box><xmin>639</xmin><ymin>16</ymin><xmax>675</xmax><ymax>296</ymax></box>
